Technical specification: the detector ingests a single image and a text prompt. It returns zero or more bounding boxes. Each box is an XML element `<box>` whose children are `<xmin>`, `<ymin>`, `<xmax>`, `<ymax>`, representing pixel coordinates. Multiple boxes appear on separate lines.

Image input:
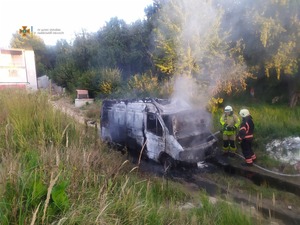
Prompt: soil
<box><xmin>51</xmin><ymin>95</ymin><xmax>300</xmax><ymax>225</ymax></box>
<box><xmin>50</xmin><ymin>95</ymin><xmax>100</xmax><ymax>127</ymax></box>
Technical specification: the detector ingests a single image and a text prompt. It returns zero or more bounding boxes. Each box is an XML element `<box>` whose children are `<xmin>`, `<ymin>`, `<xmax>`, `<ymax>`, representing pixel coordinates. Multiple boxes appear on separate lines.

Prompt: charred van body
<box><xmin>100</xmin><ymin>98</ymin><xmax>218</xmax><ymax>166</ymax></box>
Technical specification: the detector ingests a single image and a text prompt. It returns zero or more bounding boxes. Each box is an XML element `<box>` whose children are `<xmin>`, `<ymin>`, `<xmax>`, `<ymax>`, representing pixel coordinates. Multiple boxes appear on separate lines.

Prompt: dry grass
<box><xmin>0</xmin><ymin>90</ymin><xmax>256</xmax><ymax>225</ymax></box>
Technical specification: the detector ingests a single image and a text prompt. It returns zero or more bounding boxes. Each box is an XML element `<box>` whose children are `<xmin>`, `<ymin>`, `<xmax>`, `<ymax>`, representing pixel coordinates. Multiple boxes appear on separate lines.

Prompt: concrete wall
<box><xmin>75</xmin><ymin>98</ymin><xmax>94</xmax><ymax>108</ymax></box>
<box><xmin>37</xmin><ymin>75</ymin><xmax>50</xmax><ymax>89</ymax></box>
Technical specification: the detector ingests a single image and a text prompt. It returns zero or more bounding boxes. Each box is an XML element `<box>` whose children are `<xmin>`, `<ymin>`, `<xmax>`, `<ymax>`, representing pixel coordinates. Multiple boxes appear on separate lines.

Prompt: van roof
<box><xmin>103</xmin><ymin>98</ymin><xmax>197</xmax><ymax>114</ymax></box>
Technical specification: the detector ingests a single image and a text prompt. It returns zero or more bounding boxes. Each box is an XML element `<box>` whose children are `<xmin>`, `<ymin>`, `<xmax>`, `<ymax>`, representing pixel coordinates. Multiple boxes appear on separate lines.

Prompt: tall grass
<box><xmin>249</xmin><ymin>104</ymin><xmax>300</xmax><ymax>140</ymax></box>
<box><xmin>0</xmin><ymin>89</ymin><xmax>256</xmax><ymax>224</ymax></box>
<box><xmin>212</xmin><ymin>103</ymin><xmax>300</xmax><ymax>168</ymax></box>
<box><xmin>0</xmin><ymin>89</ymin><xmax>78</xmax><ymax>153</ymax></box>
<box><xmin>213</xmin><ymin>103</ymin><xmax>300</xmax><ymax>140</ymax></box>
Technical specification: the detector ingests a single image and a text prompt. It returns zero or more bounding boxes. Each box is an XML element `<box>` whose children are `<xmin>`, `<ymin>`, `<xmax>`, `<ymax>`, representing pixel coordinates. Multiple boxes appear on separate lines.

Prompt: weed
<box><xmin>0</xmin><ymin>90</ymin><xmax>260</xmax><ymax>224</ymax></box>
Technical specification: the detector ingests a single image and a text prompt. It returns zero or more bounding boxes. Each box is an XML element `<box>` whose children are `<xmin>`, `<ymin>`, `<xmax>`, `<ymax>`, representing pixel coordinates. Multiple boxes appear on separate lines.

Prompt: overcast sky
<box><xmin>0</xmin><ymin>0</ymin><xmax>153</xmax><ymax>47</ymax></box>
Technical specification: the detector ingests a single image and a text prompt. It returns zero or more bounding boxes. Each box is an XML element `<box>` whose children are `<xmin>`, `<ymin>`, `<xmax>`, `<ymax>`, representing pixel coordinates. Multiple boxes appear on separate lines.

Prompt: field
<box><xmin>0</xmin><ymin>89</ymin><xmax>299</xmax><ymax>224</ymax></box>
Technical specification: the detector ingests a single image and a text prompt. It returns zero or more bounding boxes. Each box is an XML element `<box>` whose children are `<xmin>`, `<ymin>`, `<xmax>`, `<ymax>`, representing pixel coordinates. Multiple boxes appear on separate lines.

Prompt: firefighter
<box><xmin>220</xmin><ymin>105</ymin><xmax>240</xmax><ymax>157</ymax></box>
<box><xmin>237</xmin><ymin>108</ymin><xmax>257</xmax><ymax>166</ymax></box>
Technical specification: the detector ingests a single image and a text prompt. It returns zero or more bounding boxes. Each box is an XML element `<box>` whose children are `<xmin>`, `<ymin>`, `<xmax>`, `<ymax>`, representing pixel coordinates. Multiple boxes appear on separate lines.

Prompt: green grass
<box><xmin>212</xmin><ymin>103</ymin><xmax>300</xmax><ymax>169</ymax></box>
<box><xmin>0</xmin><ymin>89</ymin><xmax>269</xmax><ymax>224</ymax></box>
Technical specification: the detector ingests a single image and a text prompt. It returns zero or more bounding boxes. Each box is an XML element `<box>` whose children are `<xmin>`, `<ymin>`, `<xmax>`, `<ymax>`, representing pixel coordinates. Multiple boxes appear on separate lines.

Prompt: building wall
<box><xmin>24</xmin><ymin>50</ymin><xmax>37</xmax><ymax>90</ymax></box>
<box><xmin>0</xmin><ymin>48</ymin><xmax>37</xmax><ymax>90</ymax></box>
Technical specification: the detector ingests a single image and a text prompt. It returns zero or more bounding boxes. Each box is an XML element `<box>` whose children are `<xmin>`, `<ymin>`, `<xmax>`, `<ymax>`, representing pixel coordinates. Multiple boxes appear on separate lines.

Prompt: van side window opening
<box><xmin>162</xmin><ymin>115</ymin><xmax>178</xmax><ymax>136</ymax></box>
<box><xmin>147</xmin><ymin>113</ymin><xmax>163</xmax><ymax>136</ymax></box>
<box><xmin>162</xmin><ymin>115</ymin><xmax>172</xmax><ymax>133</ymax></box>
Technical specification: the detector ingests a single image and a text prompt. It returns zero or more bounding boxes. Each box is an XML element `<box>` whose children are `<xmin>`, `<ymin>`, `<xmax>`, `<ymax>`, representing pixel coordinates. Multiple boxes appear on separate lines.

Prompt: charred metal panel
<box><xmin>145</xmin><ymin>112</ymin><xmax>166</xmax><ymax>161</ymax></box>
<box><xmin>145</xmin><ymin>131</ymin><xmax>165</xmax><ymax>161</ymax></box>
<box><xmin>165</xmin><ymin>134</ymin><xmax>183</xmax><ymax>160</ymax></box>
<box><xmin>126</xmin><ymin>103</ymin><xmax>145</xmax><ymax>149</ymax></box>
<box><xmin>110</xmin><ymin>102</ymin><xmax>126</xmax><ymax>144</ymax></box>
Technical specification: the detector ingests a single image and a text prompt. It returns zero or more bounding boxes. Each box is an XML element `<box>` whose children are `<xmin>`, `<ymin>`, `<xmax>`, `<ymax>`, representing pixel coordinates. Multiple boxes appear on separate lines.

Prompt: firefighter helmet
<box><xmin>239</xmin><ymin>109</ymin><xmax>250</xmax><ymax>117</ymax></box>
<box><xmin>224</xmin><ymin>105</ymin><xmax>233</xmax><ymax>113</ymax></box>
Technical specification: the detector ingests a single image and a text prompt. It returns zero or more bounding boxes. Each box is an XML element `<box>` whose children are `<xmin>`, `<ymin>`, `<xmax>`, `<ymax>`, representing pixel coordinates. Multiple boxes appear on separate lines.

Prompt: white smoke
<box><xmin>156</xmin><ymin>0</ymin><xmax>252</xmax><ymax>106</ymax></box>
<box><xmin>171</xmin><ymin>75</ymin><xmax>196</xmax><ymax>108</ymax></box>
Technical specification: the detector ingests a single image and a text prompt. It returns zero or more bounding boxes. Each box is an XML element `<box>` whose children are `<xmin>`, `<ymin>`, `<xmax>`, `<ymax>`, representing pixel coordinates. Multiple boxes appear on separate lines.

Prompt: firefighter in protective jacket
<box><xmin>220</xmin><ymin>105</ymin><xmax>240</xmax><ymax>156</ymax></box>
<box><xmin>237</xmin><ymin>109</ymin><xmax>257</xmax><ymax>166</ymax></box>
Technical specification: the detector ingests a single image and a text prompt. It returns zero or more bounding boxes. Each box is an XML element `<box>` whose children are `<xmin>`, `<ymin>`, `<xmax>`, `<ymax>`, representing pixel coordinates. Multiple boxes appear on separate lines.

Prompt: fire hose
<box><xmin>207</xmin><ymin>131</ymin><xmax>221</xmax><ymax>141</ymax></box>
<box><xmin>210</xmin><ymin>131</ymin><xmax>300</xmax><ymax>177</ymax></box>
<box><xmin>233</xmin><ymin>152</ymin><xmax>300</xmax><ymax>177</ymax></box>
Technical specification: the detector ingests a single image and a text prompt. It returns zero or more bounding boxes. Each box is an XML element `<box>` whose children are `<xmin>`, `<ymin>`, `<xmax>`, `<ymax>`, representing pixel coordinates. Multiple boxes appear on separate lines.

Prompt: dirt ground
<box><xmin>50</xmin><ymin>95</ymin><xmax>100</xmax><ymax>127</ymax></box>
<box><xmin>50</xmin><ymin>95</ymin><xmax>300</xmax><ymax>225</ymax></box>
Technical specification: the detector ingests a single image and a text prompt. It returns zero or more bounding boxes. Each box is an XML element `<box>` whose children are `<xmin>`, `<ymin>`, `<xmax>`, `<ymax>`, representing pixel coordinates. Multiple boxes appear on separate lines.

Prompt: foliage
<box><xmin>247</xmin><ymin>104</ymin><xmax>300</xmax><ymax>140</ymax></box>
<box><xmin>8</xmin><ymin>0</ymin><xmax>300</xmax><ymax>107</ymax></box>
<box><xmin>252</xmin><ymin>0</ymin><xmax>300</xmax><ymax>79</ymax></box>
<box><xmin>98</xmin><ymin>68</ymin><xmax>122</xmax><ymax>96</ymax></box>
<box><xmin>75</xmin><ymin>68</ymin><xmax>123</xmax><ymax>98</ymax></box>
<box><xmin>71</xmin><ymin>30</ymin><xmax>96</xmax><ymax>72</ymax></box>
<box><xmin>207</xmin><ymin>97</ymin><xmax>224</xmax><ymax>113</ymax></box>
<box><xmin>212</xmin><ymin>101</ymin><xmax>300</xmax><ymax>168</ymax></box>
<box><xmin>0</xmin><ymin>90</ymin><xmax>258</xmax><ymax>225</ymax></box>
<box><xmin>219</xmin><ymin>0</ymin><xmax>300</xmax><ymax>105</ymax></box>
<box><xmin>191</xmin><ymin>194</ymin><xmax>253</xmax><ymax>225</ymax></box>
<box><xmin>0</xmin><ymin>90</ymin><xmax>77</xmax><ymax>151</ymax></box>
<box><xmin>49</xmin><ymin>40</ymin><xmax>80</xmax><ymax>92</ymax></box>
<box><xmin>0</xmin><ymin>90</ymin><xmax>78</xmax><ymax>224</ymax></box>
<box><xmin>127</xmin><ymin>73</ymin><xmax>161</xmax><ymax>98</ymax></box>
<box><xmin>152</xmin><ymin>0</ymin><xmax>253</xmax><ymax>99</ymax></box>
<box><xmin>94</xmin><ymin>18</ymin><xmax>153</xmax><ymax>79</ymax></box>
<box><xmin>10</xmin><ymin>33</ymin><xmax>50</xmax><ymax>76</ymax></box>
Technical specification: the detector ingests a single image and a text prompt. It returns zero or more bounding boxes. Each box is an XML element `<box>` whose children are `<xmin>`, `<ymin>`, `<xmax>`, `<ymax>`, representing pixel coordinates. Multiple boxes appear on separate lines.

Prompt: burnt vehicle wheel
<box><xmin>103</xmin><ymin>137</ymin><xmax>113</xmax><ymax>147</ymax></box>
<box><xmin>103</xmin><ymin>136</ymin><xmax>124</xmax><ymax>152</ymax></box>
<box><xmin>205</xmin><ymin>146</ymin><xmax>218</xmax><ymax>159</ymax></box>
<box><xmin>159</xmin><ymin>152</ymin><xmax>176</xmax><ymax>171</ymax></box>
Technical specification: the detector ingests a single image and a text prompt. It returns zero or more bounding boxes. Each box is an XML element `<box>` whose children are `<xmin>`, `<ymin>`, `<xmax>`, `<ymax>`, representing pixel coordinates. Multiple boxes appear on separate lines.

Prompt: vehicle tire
<box><xmin>159</xmin><ymin>152</ymin><xmax>176</xmax><ymax>171</ymax></box>
<box><xmin>103</xmin><ymin>136</ymin><xmax>112</xmax><ymax>144</ymax></box>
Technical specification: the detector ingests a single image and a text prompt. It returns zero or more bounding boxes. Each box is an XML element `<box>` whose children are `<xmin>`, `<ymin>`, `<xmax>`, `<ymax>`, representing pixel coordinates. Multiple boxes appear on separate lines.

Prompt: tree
<box><xmin>49</xmin><ymin>40</ymin><xmax>80</xmax><ymax>92</ymax></box>
<box><xmin>10</xmin><ymin>33</ymin><xmax>49</xmax><ymax>76</ymax></box>
<box><xmin>125</xmin><ymin>20</ymin><xmax>153</xmax><ymax>76</ymax></box>
<box><xmin>95</xmin><ymin>18</ymin><xmax>131</xmax><ymax>78</ymax></box>
<box><xmin>222</xmin><ymin>0</ymin><xmax>300</xmax><ymax>106</ymax></box>
<box><xmin>253</xmin><ymin>0</ymin><xmax>300</xmax><ymax>106</ymax></box>
<box><xmin>152</xmin><ymin>0</ymin><xmax>252</xmax><ymax>102</ymax></box>
<box><xmin>72</xmin><ymin>30</ymin><xmax>96</xmax><ymax>72</ymax></box>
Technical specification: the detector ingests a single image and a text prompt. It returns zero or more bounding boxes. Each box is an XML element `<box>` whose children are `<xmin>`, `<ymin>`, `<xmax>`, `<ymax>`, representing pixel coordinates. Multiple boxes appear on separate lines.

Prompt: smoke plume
<box><xmin>156</xmin><ymin>0</ymin><xmax>251</xmax><ymax>107</ymax></box>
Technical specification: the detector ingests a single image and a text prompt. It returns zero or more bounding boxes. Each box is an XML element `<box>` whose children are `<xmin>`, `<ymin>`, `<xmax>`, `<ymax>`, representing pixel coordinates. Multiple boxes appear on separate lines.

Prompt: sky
<box><xmin>0</xmin><ymin>0</ymin><xmax>153</xmax><ymax>47</ymax></box>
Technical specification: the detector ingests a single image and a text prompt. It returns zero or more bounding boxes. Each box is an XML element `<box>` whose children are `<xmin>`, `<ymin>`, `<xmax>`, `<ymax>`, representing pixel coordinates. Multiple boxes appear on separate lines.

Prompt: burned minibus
<box><xmin>100</xmin><ymin>98</ymin><xmax>218</xmax><ymax>166</ymax></box>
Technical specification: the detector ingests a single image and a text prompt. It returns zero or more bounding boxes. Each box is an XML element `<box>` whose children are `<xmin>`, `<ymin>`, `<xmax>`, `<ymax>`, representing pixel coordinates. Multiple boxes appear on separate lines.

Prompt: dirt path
<box><xmin>50</xmin><ymin>95</ymin><xmax>100</xmax><ymax>128</ymax></box>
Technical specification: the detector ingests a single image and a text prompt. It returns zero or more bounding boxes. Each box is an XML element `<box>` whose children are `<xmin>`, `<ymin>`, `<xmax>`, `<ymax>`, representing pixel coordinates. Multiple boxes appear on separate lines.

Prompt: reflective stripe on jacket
<box><xmin>220</xmin><ymin>113</ymin><xmax>240</xmax><ymax>135</ymax></box>
<box><xmin>237</xmin><ymin>115</ymin><xmax>254</xmax><ymax>141</ymax></box>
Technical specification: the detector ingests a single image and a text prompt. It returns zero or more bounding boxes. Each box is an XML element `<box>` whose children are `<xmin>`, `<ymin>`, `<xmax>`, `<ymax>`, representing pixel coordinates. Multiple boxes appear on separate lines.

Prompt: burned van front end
<box><xmin>161</xmin><ymin>109</ymin><xmax>218</xmax><ymax>164</ymax></box>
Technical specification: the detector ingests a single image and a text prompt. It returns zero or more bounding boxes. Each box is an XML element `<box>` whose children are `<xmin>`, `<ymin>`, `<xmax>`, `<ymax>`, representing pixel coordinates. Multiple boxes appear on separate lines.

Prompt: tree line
<box><xmin>10</xmin><ymin>0</ymin><xmax>300</xmax><ymax>107</ymax></box>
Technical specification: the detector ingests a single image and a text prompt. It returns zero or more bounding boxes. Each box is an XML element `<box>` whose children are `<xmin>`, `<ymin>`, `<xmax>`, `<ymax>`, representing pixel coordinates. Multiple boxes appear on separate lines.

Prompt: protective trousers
<box><xmin>222</xmin><ymin>133</ymin><xmax>237</xmax><ymax>152</ymax></box>
<box><xmin>240</xmin><ymin>139</ymin><xmax>256</xmax><ymax>164</ymax></box>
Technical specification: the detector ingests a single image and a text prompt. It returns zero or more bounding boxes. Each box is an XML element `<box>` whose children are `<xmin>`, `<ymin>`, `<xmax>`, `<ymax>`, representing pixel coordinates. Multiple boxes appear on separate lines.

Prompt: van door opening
<box><xmin>145</xmin><ymin>112</ymin><xmax>165</xmax><ymax>161</ymax></box>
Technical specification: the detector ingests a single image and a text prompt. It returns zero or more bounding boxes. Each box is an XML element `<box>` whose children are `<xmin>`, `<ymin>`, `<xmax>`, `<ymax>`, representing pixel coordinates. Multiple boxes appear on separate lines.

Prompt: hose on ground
<box><xmin>234</xmin><ymin>152</ymin><xmax>300</xmax><ymax>177</ymax></box>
